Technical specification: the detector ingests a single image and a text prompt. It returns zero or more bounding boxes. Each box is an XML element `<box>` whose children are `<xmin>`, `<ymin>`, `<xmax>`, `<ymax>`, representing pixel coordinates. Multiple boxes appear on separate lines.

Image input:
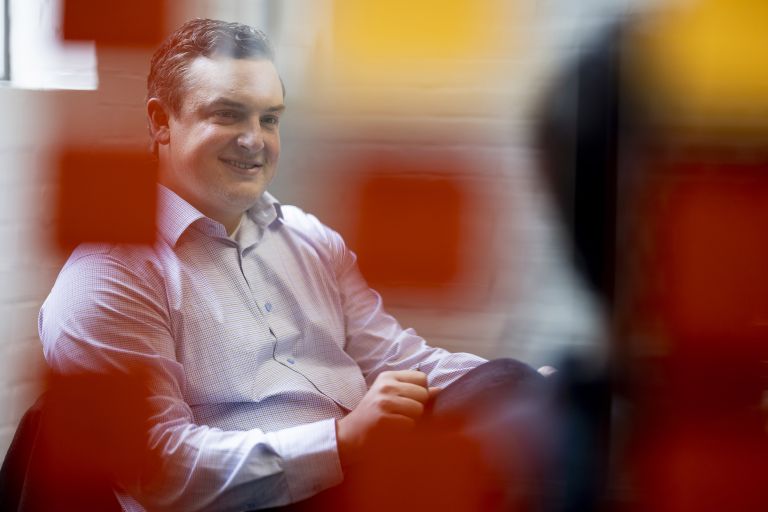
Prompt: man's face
<box><xmin>157</xmin><ymin>56</ymin><xmax>284</xmax><ymax>229</ymax></box>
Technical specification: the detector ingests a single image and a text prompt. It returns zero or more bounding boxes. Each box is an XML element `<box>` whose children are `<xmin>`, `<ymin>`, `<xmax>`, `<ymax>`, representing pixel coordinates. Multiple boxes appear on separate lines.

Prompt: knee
<box><xmin>472</xmin><ymin>358</ymin><xmax>545</xmax><ymax>391</ymax></box>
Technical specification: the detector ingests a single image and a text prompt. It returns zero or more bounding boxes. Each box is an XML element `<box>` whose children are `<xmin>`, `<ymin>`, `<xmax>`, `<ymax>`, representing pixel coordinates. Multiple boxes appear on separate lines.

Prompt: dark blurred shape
<box><xmin>536</xmin><ymin>22</ymin><xmax>626</xmax><ymax>307</ymax></box>
<box><xmin>62</xmin><ymin>0</ymin><xmax>166</xmax><ymax>46</ymax></box>
<box><xmin>354</xmin><ymin>158</ymin><xmax>466</xmax><ymax>289</ymax></box>
<box><xmin>549</xmin><ymin>356</ymin><xmax>612</xmax><ymax>512</ymax></box>
<box><xmin>0</xmin><ymin>371</ymin><xmax>154</xmax><ymax>511</ymax></box>
<box><xmin>55</xmin><ymin>148</ymin><xmax>157</xmax><ymax>250</ymax></box>
<box><xmin>535</xmin><ymin>21</ymin><xmax>627</xmax><ymax>512</ymax></box>
<box><xmin>536</xmin><ymin>13</ymin><xmax>768</xmax><ymax>512</ymax></box>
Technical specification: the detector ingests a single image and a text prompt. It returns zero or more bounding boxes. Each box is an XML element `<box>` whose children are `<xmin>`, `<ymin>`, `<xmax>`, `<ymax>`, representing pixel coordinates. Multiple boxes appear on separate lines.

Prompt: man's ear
<box><xmin>147</xmin><ymin>98</ymin><xmax>171</xmax><ymax>146</ymax></box>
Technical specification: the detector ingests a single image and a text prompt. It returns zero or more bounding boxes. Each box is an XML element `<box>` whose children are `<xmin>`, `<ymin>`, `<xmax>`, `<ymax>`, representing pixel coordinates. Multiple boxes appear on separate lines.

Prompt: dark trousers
<box><xmin>268</xmin><ymin>358</ymin><xmax>554</xmax><ymax>512</ymax></box>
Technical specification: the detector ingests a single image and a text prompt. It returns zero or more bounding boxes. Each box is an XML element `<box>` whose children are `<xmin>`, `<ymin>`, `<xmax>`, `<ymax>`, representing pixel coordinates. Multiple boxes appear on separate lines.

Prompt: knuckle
<box><xmin>379</xmin><ymin>383</ymin><xmax>396</xmax><ymax>395</ymax></box>
<box><xmin>383</xmin><ymin>398</ymin><xmax>399</xmax><ymax>414</ymax></box>
<box><xmin>375</xmin><ymin>396</ymin><xmax>393</xmax><ymax>412</ymax></box>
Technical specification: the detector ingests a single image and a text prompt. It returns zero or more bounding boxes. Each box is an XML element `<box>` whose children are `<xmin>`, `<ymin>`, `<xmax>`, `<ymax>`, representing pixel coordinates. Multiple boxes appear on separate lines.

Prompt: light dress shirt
<box><xmin>38</xmin><ymin>185</ymin><xmax>486</xmax><ymax>511</ymax></box>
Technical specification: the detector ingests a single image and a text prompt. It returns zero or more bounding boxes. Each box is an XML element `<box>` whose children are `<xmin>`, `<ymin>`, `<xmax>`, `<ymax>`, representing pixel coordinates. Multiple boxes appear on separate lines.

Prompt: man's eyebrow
<box><xmin>207</xmin><ymin>98</ymin><xmax>285</xmax><ymax>113</ymax></box>
<box><xmin>208</xmin><ymin>98</ymin><xmax>247</xmax><ymax>109</ymax></box>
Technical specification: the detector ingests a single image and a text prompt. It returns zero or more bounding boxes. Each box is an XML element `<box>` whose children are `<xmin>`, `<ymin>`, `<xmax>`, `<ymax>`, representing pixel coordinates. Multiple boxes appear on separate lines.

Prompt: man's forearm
<box><xmin>132</xmin><ymin>418</ymin><xmax>344</xmax><ymax>511</ymax></box>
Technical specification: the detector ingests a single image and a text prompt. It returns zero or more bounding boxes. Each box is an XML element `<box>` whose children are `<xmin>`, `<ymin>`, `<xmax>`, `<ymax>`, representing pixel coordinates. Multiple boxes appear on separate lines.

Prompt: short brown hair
<box><xmin>147</xmin><ymin>18</ymin><xmax>277</xmax><ymax>115</ymax></box>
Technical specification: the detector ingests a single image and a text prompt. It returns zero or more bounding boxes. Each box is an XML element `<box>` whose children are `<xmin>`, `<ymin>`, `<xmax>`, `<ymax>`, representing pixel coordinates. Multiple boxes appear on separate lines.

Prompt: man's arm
<box><xmin>39</xmin><ymin>251</ymin><xmax>343</xmax><ymax>511</ymax></box>
<box><xmin>293</xmin><ymin>214</ymin><xmax>486</xmax><ymax>466</ymax></box>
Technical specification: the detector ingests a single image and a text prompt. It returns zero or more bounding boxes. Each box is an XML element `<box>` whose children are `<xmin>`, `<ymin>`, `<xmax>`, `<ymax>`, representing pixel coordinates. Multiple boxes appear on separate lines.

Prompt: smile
<box><xmin>220</xmin><ymin>158</ymin><xmax>262</xmax><ymax>170</ymax></box>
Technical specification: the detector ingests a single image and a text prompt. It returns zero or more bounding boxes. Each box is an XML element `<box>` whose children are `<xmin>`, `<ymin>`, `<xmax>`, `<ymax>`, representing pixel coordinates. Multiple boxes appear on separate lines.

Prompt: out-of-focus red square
<box><xmin>354</xmin><ymin>158</ymin><xmax>465</xmax><ymax>289</ymax></box>
<box><xmin>633</xmin><ymin>416</ymin><xmax>768</xmax><ymax>512</ymax></box>
<box><xmin>56</xmin><ymin>148</ymin><xmax>157</xmax><ymax>249</ymax></box>
<box><xmin>648</xmin><ymin>163</ymin><xmax>768</xmax><ymax>348</ymax></box>
<box><xmin>62</xmin><ymin>0</ymin><xmax>166</xmax><ymax>46</ymax></box>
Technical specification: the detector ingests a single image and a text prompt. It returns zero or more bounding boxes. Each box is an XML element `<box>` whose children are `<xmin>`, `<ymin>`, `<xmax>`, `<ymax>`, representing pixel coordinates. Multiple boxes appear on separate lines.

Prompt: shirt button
<box><xmin>265</xmin><ymin>302</ymin><xmax>273</xmax><ymax>312</ymax></box>
<box><xmin>287</xmin><ymin>357</ymin><xmax>295</xmax><ymax>364</ymax></box>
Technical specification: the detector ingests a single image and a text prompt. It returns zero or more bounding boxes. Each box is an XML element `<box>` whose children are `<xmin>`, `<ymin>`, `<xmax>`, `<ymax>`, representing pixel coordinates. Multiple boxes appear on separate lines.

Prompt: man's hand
<box><xmin>336</xmin><ymin>370</ymin><xmax>437</xmax><ymax>468</ymax></box>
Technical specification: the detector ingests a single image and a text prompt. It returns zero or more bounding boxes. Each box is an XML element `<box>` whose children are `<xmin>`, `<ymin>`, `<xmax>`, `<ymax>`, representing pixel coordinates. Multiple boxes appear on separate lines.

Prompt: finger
<box><xmin>376</xmin><ymin>378</ymin><xmax>428</xmax><ymax>400</ymax></box>
<box><xmin>428</xmin><ymin>387</ymin><xmax>442</xmax><ymax>400</ymax></box>
<box><xmin>380</xmin><ymin>395</ymin><xmax>425</xmax><ymax>419</ymax></box>
<box><xmin>389</xmin><ymin>370</ymin><xmax>428</xmax><ymax>387</ymax></box>
<box><xmin>394</xmin><ymin>382</ymin><xmax>429</xmax><ymax>403</ymax></box>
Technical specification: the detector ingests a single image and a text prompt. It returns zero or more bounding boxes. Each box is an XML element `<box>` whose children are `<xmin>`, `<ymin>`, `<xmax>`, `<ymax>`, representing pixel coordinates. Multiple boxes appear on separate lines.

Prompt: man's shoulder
<box><xmin>279</xmin><ymin>204</ymin><xmax>325</xmax><ymax>232</ymax></box>
<box><xmin>278</xmin><ymin>204</ymin><xmax>341</xmax><ymax>245</ymax></box>
<box><xmin>63</xmin><ymin>241</ymin><xmax>164</xmax><ymax>278</ymax></box>
<box><xmin>274</xmin><ymin>204</ymin><xmax>350</xmax><ymax>263</ymax></box>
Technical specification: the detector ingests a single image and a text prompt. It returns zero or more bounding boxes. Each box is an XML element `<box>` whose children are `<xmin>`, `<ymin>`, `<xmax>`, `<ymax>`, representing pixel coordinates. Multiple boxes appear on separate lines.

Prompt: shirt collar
<box><xmin>157</xmin><ymin>185</ymin><xmax>283</xmax><ymax>247</ymax></box>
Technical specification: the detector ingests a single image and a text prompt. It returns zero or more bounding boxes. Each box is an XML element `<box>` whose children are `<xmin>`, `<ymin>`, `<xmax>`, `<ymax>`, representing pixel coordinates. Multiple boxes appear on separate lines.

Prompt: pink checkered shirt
<box><xmin>39</xmin><ymin>185</ymin><xmax>485</xmax><ymax>511</ymax></box>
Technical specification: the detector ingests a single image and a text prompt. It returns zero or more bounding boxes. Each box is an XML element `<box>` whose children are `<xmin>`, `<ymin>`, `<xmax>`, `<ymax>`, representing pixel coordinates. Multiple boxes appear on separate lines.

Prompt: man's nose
<box><xmin>237</xmin><ymin>123</ymin><xmax>264</xmax><ymax>152</ymax></box>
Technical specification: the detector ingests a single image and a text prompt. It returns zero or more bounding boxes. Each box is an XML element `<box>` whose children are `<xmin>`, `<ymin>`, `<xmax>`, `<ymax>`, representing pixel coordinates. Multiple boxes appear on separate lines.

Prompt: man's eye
<box><xmin>261</xmin><ymin>116</ymin><xmax>280</xmax><ymax>126</ymax></box>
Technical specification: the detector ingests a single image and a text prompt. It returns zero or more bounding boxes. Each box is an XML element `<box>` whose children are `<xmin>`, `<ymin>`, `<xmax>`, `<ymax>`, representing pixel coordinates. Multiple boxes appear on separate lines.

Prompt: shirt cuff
<box><xmin>265</xmin><ymin>418</ymin><xmax>344</xmax><ymax>503</ymax></box>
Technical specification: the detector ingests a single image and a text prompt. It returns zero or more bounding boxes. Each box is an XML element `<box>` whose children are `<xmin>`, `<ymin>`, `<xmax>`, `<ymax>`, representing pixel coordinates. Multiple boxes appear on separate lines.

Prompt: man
<box><xmin>39</xmin><ymin>19</ymin><xmax>550</xmax><ymax>511</ymax></box>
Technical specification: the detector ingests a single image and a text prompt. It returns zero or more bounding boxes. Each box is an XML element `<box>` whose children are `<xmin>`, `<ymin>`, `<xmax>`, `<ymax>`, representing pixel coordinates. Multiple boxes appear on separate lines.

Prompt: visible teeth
<box><xmin>224</xmin><ymin>159</ymin><xmax>257</xmax><ymax>170</ymax></box>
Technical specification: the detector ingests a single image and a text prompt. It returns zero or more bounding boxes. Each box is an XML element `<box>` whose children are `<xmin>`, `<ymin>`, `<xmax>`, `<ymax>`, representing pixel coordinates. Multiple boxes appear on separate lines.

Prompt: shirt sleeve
<box><xmin>316</xmin><ymin>221</ymin><xmax>487</xmax><ymax>388</ymax></box>
<box><xmin>39</xmin><ymin>251</ymin><xmax>344</xmax><ymax>511</ymax></box>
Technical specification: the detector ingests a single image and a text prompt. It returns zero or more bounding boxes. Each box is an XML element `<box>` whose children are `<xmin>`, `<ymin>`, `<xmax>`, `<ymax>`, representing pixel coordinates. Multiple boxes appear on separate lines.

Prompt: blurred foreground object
<box><xmin>333</xmin><ymin>0</ymin><xmax>505</xmax><ymax>66</ymax></box>
<box><xmin>62</xmin><ymin>0</ymin><xmax>166</xmax><ymax>47</ymax></box>
<box><xmin>354</xmin><ymin>157</ymin><xmax>468</xmax><ymax>290</ymax></box>
<box><xmin>55</xmin><ymin>148</ymin><xmax>157</xmax><ymax>250</ymax></box>
<box><xmin>625</xmin><ymin>4</ymin><xmax>768</xmax><ymax>508</ymax></box>
<box><xmin>536</xmin><ymin>3</ymin><xmax>768</xmax><ymax>510</ymax></box>
<box><xmin>632</xmin><ymin>0</ymin><xmax>768</xmax><ymax>131</ymax></box>
<box><xmin>0</xmin><ymin>371</ymin><xmax>154</xmax><ymax>511</ymax></box>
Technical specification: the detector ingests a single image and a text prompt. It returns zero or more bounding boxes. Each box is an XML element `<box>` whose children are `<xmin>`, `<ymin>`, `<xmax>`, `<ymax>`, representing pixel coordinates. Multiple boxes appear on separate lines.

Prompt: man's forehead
<box><xmin>186</xmin><ymin>55</ymin><xmax>279</xmax><ymax>80</ymax></box>
<box><xmin>180</xmin><ymin>56</ymin><xmax>283</xmax><ymax>102</ymax></box>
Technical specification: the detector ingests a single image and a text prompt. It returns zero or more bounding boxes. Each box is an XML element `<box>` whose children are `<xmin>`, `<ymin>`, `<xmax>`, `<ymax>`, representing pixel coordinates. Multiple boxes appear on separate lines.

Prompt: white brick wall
<box><xmin>1</xmin><ymin>0</ymin><xmax>645</xmax><ymax>463</ymax></box>
<box><xmin>0</xmin><ymin>45</ymin><xmax>153</xmax><ymax>461</ymax></box>
<box><xmin>0</xmin><ymin>87</ymin><xmax>61</xmax><ymax>460</ymax></box>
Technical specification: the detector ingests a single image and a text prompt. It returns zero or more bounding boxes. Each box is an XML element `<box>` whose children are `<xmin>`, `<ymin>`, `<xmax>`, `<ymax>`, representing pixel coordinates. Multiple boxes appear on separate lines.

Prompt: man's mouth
<box><xmin>220</xmin><ymin>158</ymin><xmax>262</xmax><ymax>170</ymax></box>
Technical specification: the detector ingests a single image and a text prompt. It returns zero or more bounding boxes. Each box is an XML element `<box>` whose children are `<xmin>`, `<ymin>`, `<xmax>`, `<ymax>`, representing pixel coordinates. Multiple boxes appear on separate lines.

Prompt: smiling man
<box><xmin>39</xmin><ymin>19</ymin><xmax>552</xmax><ymax>512</ymax></box>
<box><xmin>147</xmin><ymin>55</ymin><xmax>284</xmax><ymax>234</ymax></box>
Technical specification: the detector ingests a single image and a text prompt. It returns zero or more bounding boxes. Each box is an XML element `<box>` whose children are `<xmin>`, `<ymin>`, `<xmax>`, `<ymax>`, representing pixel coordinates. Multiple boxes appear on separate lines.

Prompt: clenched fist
<box><xmin>336</xmin><ymin>370</ymin><xmax>440</xmax><ymax>468</ymax></box>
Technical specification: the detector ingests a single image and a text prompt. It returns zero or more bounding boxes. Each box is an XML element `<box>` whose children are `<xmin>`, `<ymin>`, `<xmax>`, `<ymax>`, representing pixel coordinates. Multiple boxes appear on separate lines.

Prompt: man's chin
<box><xmin>224</xmin><ymin>183</ymin><xmax>270</xmax><ymax>208</ymax></box>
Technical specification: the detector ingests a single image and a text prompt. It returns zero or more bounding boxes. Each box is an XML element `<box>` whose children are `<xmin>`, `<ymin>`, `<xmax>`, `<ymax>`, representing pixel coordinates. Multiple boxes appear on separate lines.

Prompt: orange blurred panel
<box><xmin>354</xmin><ymin>160</ymin><xmax>466</xmax><ymax>289</ymax></box>
<box><xmin>629</xmin><ymin>160</ymin><xmax>768</xmax><ymax>410</ymax></box>
<box><xmin>633</xmin><ymin>414</ymin><xmax>768</xmax><ymax>512</ymax></box>
<box><xmin>22</xmin><ymin>370</ymin><xmax>157</xmax><ymax>509</ymax></box>
<box><xmin>44</xmin><ymin>370</ymin><xmax>155</xmax><ymax>481</ymax></box>
<box><xmin>62</xmin><ymin>0</ymin><xmax>166</xmax><ymax>46</ymax></box>
<box><xmin>56</xmin><ymin>148</ymin><xmax>157</xmax><ymax>249</ymax></box>
<box><xmin>347</xmin><ymin>428</ymin><xmax>501</xmax><ymax>512</ymax></box>
<box><xmin>636</xmin><ymin>0</ymin><xmax>768</xmax><ymax>124</ymax></box>
<box><xmin>649</xmin><ymin>163</ymin><xmax>768</xmax><ymax>348</ymax></box>
<box><xmin>334</xmin><ymin>0</ymin><xmax>499</xmax><ymax>60</ymax></box>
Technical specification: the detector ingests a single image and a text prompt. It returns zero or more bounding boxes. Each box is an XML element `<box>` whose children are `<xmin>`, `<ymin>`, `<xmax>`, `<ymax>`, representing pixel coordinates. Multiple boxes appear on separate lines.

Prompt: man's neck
<box><xmin>224</xmin><ymin>213</ymin><xmax>245</xmax><ymax>236</ymax></box>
